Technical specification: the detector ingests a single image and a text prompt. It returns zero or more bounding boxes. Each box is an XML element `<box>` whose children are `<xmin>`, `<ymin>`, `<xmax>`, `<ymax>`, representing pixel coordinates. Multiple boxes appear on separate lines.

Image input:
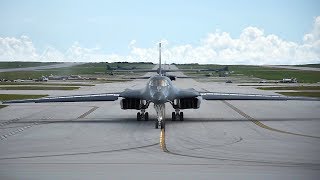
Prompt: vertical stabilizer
<box><xmin>159</xmin><ymin>42</ymin><xmax>162</xmax><ymax>75</ymax></box>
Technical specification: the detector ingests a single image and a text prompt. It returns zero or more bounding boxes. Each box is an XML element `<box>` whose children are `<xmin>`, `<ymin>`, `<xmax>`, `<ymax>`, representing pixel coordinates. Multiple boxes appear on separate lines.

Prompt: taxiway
<box><xmin>0</xmin><ymin>65</ymin><xmax>319</xmax><ymax>180</ymax></box>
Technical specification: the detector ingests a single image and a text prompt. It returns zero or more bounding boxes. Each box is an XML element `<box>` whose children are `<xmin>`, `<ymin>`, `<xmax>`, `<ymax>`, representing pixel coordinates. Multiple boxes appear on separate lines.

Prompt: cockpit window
<box><xmin>149</xmin><ymin>79</ymin><xmax>169</xmax><ymax>87</ymax></box>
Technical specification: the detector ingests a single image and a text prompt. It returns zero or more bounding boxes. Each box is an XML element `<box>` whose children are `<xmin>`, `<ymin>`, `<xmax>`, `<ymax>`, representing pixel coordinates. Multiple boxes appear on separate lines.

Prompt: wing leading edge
<box><xmin>3</xmin><ymin>93</ymin><xmax>120</xmax><ymax>104</ymax></box>
<box><xmin>200</xmin><ymin>92</ymin><xmax>320</xmax><ymax>101</ymax></box>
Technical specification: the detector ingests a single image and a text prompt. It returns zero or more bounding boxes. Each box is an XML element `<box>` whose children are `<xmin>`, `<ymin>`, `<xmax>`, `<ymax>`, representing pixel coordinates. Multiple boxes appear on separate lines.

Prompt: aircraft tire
<box><xmin>179</xmin><ymin>112</ymin><xmax>184</xmax><ymax>121</ymax></box>
<box><xmin>155</xmin><ymin>121</ymin><xmax>158</xmax><ymax>129</ymax></box>
<box><xmin>144</xmin><ymin>112</ymin><xmax>149</xmax><ymax>121</ymax></box>
<box><xmin>137</xmin><ymin>112</ymin><xmax>141</xmax><ymax>121</ymax></box>
<box><xmin>172</xmin><ymin>112</ymin><xmax>176</xmax><ymax>121</ymax></box>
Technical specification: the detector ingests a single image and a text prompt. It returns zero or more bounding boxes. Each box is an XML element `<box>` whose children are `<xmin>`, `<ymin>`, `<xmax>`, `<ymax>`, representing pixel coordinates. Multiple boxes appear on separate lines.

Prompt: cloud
<box><xmin>124</xmin><ymin>18</ymin><xmax>319</xmax><ymax>65</ymax></box>
<box><xmin>0</xmin><ymin>35</ymin><xmax>39</xmax><ymax>61</ymax></box>
<box><xmin>304</xmin><ymin>16</ymin><xmax>320</xmax><ymax>44</ymax></box>
<box><xmin>0</xmin><ymin>16</ymin><xmax>319</xmax><ymax>65</ymax></box>
<box><xmin>40</xmin><ymin>46</ymin><xmax>65</xmax><ymax>62</ymax></box>
<box><xmin>65</xmin><ymin>42</ymin><xmax>101</xmax><ymax>61</ymax></box>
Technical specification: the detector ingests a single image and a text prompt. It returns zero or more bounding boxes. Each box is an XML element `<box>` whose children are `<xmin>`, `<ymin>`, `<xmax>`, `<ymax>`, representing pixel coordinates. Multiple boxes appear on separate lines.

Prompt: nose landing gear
<box><xmin>155</xmin><ymin>117</ymin><xmax>165</xmax><ymax>129</ymax></box>
<box><xmin>154</xmin><ymin>104</ymin><xmax>165</xmax><ymax>129</ymax></box>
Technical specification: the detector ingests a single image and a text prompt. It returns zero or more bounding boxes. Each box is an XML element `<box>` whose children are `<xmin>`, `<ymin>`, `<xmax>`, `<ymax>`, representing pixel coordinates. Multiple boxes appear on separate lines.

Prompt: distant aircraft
<box><xmin>3</xmin><ymin>43</ymin><xmax>319</xmax><ymax>129</ymax></box>
<box><xmin>279</xmin><ymin>78</ymin><xmax>298</xmax><ymax>83</ymax></box>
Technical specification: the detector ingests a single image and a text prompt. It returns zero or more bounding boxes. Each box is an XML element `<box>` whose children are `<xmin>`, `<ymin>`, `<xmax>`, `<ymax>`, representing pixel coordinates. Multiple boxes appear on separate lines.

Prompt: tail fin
<box><xmin>158</xmin><ymin>42</ymin><xmax>162</xmax><ymax>75</ymax></box>
<box><xmin>106</xmin><ymin>64</ymin><xmax>112</xmax><ymax>70</ymax></box>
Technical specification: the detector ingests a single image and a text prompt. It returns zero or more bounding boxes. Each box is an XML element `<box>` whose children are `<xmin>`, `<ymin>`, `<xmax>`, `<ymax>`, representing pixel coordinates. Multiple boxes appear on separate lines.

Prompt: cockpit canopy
<box><xmin>149</xmin><ymin>78</ymin><xmax>169</xmax><ymax>87</ymax></box>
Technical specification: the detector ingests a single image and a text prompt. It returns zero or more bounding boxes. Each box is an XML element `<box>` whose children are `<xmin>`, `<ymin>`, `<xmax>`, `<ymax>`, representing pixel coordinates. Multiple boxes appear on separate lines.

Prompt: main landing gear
<box><xmin>172</xmin><ymin>109</ymin><xmax>184</xmax><ymax>121</ymax></box>
<box><xmin>137</xmin><ymin>109</ymin><xmax>149</xmax><ymax>121</ymax></box>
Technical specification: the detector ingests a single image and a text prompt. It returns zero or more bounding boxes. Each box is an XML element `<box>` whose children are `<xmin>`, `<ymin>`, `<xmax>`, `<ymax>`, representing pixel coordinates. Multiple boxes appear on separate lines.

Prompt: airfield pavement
<box><xmin>0</xmin><ymin>65</ymin><xmax>320</xmax><ymax>180</ymax></box>
<box><xmin>0</xmin><ymin>62</ymin><xmax>84</xmax><ymax>73</ymax></box>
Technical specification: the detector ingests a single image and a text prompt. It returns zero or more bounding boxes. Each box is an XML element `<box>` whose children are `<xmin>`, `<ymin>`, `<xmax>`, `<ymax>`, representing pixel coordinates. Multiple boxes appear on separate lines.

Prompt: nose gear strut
<box><xmin>154</xmin><ymin>104</ymin><xmax>165</xmax><ymax>129</ymax></box>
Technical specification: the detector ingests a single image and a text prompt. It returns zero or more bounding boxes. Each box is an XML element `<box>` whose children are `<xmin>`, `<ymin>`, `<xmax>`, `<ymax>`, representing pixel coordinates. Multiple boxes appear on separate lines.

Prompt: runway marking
<box><xmin>160</xmin><ymin>129</ymin><xmax>168</xmax><ymax>152</ymax></box>
<box><xmin>221</xmin><ymin>100</ymin><xmax>320</xmax><ymax>139</ymax></box>
<box><xmin>0</xmin><ymin>122</ymin><xmax>39</xmax><ymax>141</ymax></box>
<box><xmin>77</xmin><ymin>106</ymin><xmax>99</xmax><ymax>119</ymax></box>
<box><xmin>0</xmin><ymin>118</ymin><xmax>20</xmax><ymax>127</ymax></box>
<box><xmin>1</xmin><ymin>105</ymin><xmax>99</xmax><ymax>141</ymax></box>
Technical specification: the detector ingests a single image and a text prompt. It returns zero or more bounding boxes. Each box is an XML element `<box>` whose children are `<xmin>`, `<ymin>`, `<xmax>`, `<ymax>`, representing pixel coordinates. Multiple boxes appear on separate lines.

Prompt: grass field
<box><xmin>0</xmin><ymin>62</ymin><xmax>154</xmax><ymax>80</ymax></box>
<box><xmin>0</xmin><ymin>62</ymin><xmax>59</xmax><ymax>69</ymax></box>
<box><xmin>0</xmin><ymin>82</ymin><xmax>94</xmax><ymax>86</ymax></box>
<box><xmin>0</xmin><ymin>86</ymin><xmax>80</xmax><ymax>90</ymax></box>
<box><xmin>257</xmin><ymin>86</ymin><xmax>320</xmax><ymax>90</ymax></box>
<box><xmin>0</xmin><ymin>94</ymin><xmax>48</xmax><ymax>101</ymax></box>
<box><xmin>277</xmin><ymin>92</ymin><xmax>320</xmax><ymax>98</ymax></box>
<box><xmin>293</xmin><ymin>64</ymin><xmax>320</xmax><ymax>68</ymax></box>
<box><xmin>238</xmin><ymin>85</ymin><xmax>278</xmax><ymax>86</ymax></box>
<box><xmin>176</xmin><ymin>64</ymin><xmax>320</xmax><ymax>83</ymax></box>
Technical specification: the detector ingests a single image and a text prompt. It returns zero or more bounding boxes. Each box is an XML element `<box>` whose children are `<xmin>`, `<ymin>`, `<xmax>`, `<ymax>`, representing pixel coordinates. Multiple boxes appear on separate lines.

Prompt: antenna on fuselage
<box><xmin>158</xmin><ymin>42</ymin><xmax>162</xmax><ymax>75</ymax></box>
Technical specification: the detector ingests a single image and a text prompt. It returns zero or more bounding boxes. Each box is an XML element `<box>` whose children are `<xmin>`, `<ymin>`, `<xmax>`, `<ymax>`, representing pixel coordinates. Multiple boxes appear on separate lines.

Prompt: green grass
<box><xmin>0</xmin><ymin>71</ymin><xmax>60</xmax><ymax>80</ymax></box>
<box><xmin>176</xmin><ymin>64</ymin><xmax>226</xmax><ymax>70</ymax></box>
<box><xmin>0</xmin><ymin>62</ymin><xmax>155</xmax><ymax>80</ymax></box>
<box><xmin>277</xmin><ymin>92</ymin><xmax>320</xmax><ymax>98</ymax></box>
<box><xmin>176</xmin><ymin>64</ymin><xmax>320</xmax><ymax>83</ymax></box>
<box><xmin>238</xmin><ymin>85</ymin><xmax>277</xmax><ymax>86</ymax></box>
<box><xmin>176</xmin><ymin>64</ymin><xmax>230</xmax><ymax>77</ymax></box>
<box><xmin>0</xmin><ymin>94</ymin><xmax>48</xmax><ymax>101</ymax></box>
<box><xmin>0</xmin><ymin>86</ymin><xmax>80</xmax><ymax>90</ymax></box>
<box><xmin>234</xmin><ymin>69</ymin><xmax>320</xmax><ymax>83</ymax></box>
<box><xmin>0</xmin><ymin>105</ymin><xmax>8</xmax><ymax>109</ymax></box>
<box><xmin>0</xmin><ymin>62</ymin><xmax>59</xmax><ymax>69</ymax></box>
<box><xmin>294</xmin><ymin>64</ymin><xmax>320</xmax><ymax>68</ymax></box>
<box><xmin>0</xmin><ymin>82</ymin><xmax>94</xmax><ymax>86</ymax></box>
<box><xmin>258</xmin><ymin>86</ymin><xmax>320</xmax><ymax>90</ymax></box>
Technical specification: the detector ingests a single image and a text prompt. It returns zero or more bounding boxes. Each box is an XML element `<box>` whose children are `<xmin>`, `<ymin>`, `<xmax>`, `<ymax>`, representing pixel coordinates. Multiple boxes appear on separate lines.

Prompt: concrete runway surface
<box><xmin>0</xmin><ymin>62</ymin><xmax>83</xmax><ymax>73</ymax></box>
<box><xmin>0</xmin><ymin>65</ymin><xmax>320</xmax><ymax>180</ymax></box>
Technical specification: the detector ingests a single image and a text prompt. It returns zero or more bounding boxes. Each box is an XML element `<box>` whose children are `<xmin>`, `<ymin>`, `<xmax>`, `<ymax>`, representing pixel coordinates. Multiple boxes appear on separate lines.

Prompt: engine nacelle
<box><xmin>120</xmin><ymin>98</ymin><xmax>141</xmax><ymax>110</ymax></box>
<box><xmin>174</xmin><ymin>97</ymin><xmax>200</xmax><ymax>109</ymax></box>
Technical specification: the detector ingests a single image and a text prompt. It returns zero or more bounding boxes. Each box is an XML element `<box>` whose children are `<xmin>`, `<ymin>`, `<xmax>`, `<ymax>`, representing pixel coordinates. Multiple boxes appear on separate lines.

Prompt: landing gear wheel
<box><xmin>172</xmin><ymin>112</ymin><xmax>176</xmax><ymax>121</ymax></box>
<box><xmin>179</xmin><ymin>112</ymin><xmax>184</xmax><ymax>121</ymax></box>
<box><xmin>155</xmin><ymin>121</ymin><xmax>158</xmax><ymax>129</ymax></box>
<box><xmin>144</xmin><ymin>112</ymin><xmax>149</xmax><ymax>121</ymax></box>
<box><xmin>137</xmin><ymin>112</ymin><xmax>141</xmax><ymax>121</ymax></box>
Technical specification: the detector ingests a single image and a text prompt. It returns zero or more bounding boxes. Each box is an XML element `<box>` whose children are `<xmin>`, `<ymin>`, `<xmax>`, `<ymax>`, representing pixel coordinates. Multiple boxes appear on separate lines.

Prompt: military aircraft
<box><xmin>114</xmin><ymin>66</ymin><xmax>229</xmax><ymax>81</ymax></box>
<box><xmin>3</xmin><ymin>43</ymin><xmax>320</xmax><ymax>129</ymax></box>
<box><xmin>110</xmin><ymin>48</ymin><xmax>229</xmax><ymax>81</ymax></box>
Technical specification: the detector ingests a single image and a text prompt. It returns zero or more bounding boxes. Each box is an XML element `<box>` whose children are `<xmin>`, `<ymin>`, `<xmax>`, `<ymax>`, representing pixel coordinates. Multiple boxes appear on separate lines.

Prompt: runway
<box><xmin>0</xmin><ymin>65</ymin><xmax>320</xmax><ymax>179</ymax></box>
<box><xmin>0</xmin><ymin>62</ymin><xmax>84</xmax><ymax>73</ymax></box>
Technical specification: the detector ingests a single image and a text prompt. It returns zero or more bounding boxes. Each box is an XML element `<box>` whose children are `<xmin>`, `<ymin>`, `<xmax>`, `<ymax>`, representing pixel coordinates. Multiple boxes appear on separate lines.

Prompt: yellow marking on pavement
<box><xmin>77</xmin><ymin>106</ymin><xmax>99</xmax><ymax>119</ymax></box>
<box><xmin>222</xmin><ymin>100</ymin><xmax>320</xmax><ymax>139</ymax></box>
<box><xmin>160</xmin><ymin>128</ymin><xmax>168</xmax><ymax>152</ymax></box>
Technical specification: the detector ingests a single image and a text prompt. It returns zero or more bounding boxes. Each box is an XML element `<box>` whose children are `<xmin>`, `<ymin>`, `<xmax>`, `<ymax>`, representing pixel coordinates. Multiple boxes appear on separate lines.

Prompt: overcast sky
<box><xmin>0</xmin><ymin>0</ymin><xmax>319</xmax><ymax>64</ymax></box>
